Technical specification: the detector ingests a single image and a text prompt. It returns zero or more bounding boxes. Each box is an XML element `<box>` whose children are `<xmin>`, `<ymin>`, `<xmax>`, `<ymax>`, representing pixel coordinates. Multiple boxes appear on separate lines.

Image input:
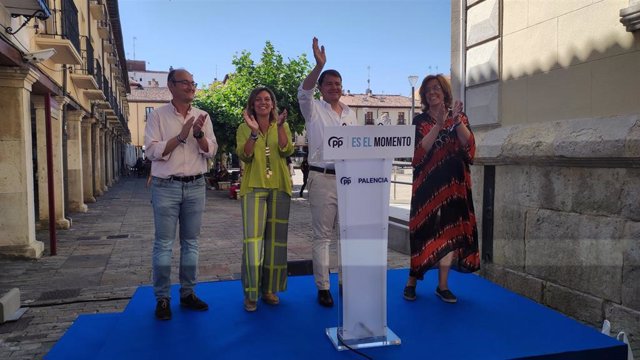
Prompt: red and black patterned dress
<box><xmin>409</xmin><ymin>111</ymin><xmax>480</xmax><ymax>279</ymax></box>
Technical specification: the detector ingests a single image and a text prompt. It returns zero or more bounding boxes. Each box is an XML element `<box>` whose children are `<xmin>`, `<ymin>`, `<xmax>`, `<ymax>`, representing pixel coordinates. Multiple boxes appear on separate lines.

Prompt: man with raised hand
<box><xmin>298</xmin><ymin>38</ymin><xmax>357</xmax><ymax>307</ymax></box>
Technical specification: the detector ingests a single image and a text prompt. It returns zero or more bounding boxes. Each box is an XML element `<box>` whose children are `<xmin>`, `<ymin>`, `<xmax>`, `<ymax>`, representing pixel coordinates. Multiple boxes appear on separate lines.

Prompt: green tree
<box><xmin>194</xmin><ymin>41</ymin><xmax>311</xmax><ymax>154</ymax></box>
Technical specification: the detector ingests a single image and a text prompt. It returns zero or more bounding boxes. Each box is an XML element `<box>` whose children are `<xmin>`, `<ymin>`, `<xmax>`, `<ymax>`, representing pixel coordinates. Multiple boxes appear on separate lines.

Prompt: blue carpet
<box><xmin>46</xmin><ymin>269</ymin><xmax>626</xmax><ymax>360</ymax></box>
<box><xmin>45</xmin><ymin>313</ymin><xmax>122</xmax><ymax>360</ymax></box>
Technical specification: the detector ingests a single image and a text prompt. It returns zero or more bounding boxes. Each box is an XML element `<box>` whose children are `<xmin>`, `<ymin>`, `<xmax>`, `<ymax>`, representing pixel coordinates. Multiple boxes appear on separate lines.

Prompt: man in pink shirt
<box><xmin>144</xmin><ymin>68</ymin><xmax>218</xmax><ymax>320</ymax></box>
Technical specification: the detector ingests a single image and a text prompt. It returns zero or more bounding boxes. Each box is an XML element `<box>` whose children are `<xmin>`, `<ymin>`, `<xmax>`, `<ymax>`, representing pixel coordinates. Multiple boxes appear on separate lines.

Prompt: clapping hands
<box><xmin>192</xmin><ymin>113</ymin><xmax>207</xmax><ymax>135</ymax></box>
<box><xmin>277</xmin><ymin>108</ymin><xmax>288</xmax><ymax>127</ymax></box>
<box><xmin>451</xmin><ymin>100</ymin><xmax>463</xmax><ymax>123</ymax></box>
<box><xmin>429</xmin><ymin>104</ymin><xmax>447</xmax><ymax>128</ymax></box>
<box><xmin>242</xmin><ymin>109</ymin><xmax>259</xmax><ymax>134</ymax></box>
<box><xmin>429</xmin><ymin>100</ymin><xmax>464</xmax><ymax>128</ymax></box>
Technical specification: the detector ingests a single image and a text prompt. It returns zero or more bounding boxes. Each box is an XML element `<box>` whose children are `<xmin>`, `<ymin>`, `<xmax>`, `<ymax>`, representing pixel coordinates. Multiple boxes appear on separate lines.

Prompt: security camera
<box><xmin>23</xmin><ymin>48</ymin><xmax>56</xmax><ymax>64</ymax></box>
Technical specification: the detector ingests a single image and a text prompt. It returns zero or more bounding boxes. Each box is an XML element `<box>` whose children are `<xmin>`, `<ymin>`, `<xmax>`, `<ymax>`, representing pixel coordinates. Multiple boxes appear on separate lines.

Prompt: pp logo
<box><xmin>340</xmin><ymin>177</ymin><xmax>351</xmax><ymax>185</ymax></box>
<box><xmin>328</xmin><ymin>136</ymin><xmax>344</xmax><ymax>148</ymax></box>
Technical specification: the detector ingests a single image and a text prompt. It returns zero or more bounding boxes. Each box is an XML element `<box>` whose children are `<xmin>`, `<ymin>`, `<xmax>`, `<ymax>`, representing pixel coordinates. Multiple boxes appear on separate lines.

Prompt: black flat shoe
<box><xmin>403</xmin><ymin>285</ymin><xmax>417</xmax><ymax>301</ymax></box>
<box><xmin>435</xmin><ymin>287</ymin><xmax>457</xmax><ymax>303</ymax></box>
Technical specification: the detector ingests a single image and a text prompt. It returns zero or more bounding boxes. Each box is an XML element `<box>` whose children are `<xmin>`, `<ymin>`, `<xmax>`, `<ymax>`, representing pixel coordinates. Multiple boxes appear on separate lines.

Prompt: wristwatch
<box><xmin>193</xmin><ymin>130</ymin><xmax>204</xmax><ymax>139</ymax></box>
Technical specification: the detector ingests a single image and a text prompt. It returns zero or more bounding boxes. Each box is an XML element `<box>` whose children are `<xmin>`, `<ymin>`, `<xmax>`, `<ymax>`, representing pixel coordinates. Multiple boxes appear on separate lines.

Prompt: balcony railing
<box><xmin>103</xmin><ymin>75</ymin><xmax>110</xmax><ymax>99</ymax></box>
<box><xmin>76</xmin><ymin>36</ymin><xmax>94</xmax><ymax>75</ymax></box>
<box><xmin>62</xmin><ymin>0</ymin><xmax>80</xmax><ymax>54</ymax></box>
<box><xmin>94</xmin><ymin>60</ymin><xmax>103</xmax><ymax>89</ymax></box>
<box><xmin>34</xmin><ymin>0</ymin><xmax>82</xmax><ymax>64</ymax></box>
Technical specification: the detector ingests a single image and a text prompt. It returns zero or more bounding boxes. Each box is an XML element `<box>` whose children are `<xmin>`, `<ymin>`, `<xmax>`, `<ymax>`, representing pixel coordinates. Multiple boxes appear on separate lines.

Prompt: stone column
<box><xmin>81</xmin><ymin>117</ymin><xmax>96</xmax><ymax>203</ymax></box>
<box><xmin>32</xmin><ymin>95</ymin><xmax>48</xmax><ymax>228</ymax></box>
<box><xmin>116</xmin><ymin>139</ymin><xmax>123</xmax><ymax>180</ymax></box>
<box><xmin>99</xmin><ymin>126</ymin><xmax>108</xmax><ymax>192</ymax></box>
<box><xmin>0</xmin><ymin>68</ymin><xmax>44</xmax><ymax>258</ymax></box>
<box><xmin>105</xmin><ymin>131</ymin><xmax>114</xmax><ymax>187</ymax></box>
<box><xmin>66</xmin><ymin>110</ymin><xmax>87</xmax><ymax>212</ymax></box>
<box><xmin>33</xmin><ymin>95</ymin><xmax>69</xmax><ymax>230</ymax></box>
<box><xmin>92</xmin><ymin>122</ymin><xmax>103</xmax><ymax>196</ymax></box>
<box><xmin>51</xmin><ymin>96</ymin><xmax>70</xmax><ymax>229</ymax></box>
<box><xmin>113</xmin><ymin>136</ymin><xmax>120</xmax><ymax>182</ymax></box>
<box><xmin>104</xmin><ymin>131</ymin><xmax>111</xmax><ymax>187</ymax></box>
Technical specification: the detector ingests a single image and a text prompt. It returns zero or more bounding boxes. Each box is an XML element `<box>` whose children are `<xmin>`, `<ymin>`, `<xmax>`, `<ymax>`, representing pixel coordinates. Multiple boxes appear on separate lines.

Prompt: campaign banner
<box><xmin>323</xmin><ymin>125</ymin><xmax>415</xmax><ymax>160</ymax></box>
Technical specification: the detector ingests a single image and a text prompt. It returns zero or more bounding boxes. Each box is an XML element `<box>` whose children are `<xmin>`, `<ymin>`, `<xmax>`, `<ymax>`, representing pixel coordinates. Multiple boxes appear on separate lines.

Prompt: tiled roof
<box><xmin>127</xmin><ymin>60</ymin><xmax>146</xmax><ymax>71</ymax></box>
<box><xmin>340</xmin><ymin>94</ymin><xmax>414</xmax><ymax>108</ymax></box>
<box><xmin>127</xmin><ymin>87</ymin><xmax>172</xmax><ymax>102</ymax></box>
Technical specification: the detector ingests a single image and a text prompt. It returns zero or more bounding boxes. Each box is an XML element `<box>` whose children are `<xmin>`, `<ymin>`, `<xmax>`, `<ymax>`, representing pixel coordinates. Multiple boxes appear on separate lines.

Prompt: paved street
<box><xmin>0</xmin><ymin>172</ymin><xmax>410</xmax><ymax>359</ymax></box>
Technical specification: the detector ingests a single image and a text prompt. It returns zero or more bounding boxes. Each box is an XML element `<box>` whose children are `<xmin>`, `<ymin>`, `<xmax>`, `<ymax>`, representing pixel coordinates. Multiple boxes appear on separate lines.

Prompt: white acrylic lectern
<box><xmin>322</xmin><ymin>125</ymin><xmax>415</xmax><ymax>350</ymax></box>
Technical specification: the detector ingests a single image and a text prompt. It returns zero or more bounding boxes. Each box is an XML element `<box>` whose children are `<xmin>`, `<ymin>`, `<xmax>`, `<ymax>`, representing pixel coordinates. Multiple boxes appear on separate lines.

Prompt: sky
<box><xmin>118</xmin><ymin>0</ymin><xmax>451</xmax><ymax>97</ymax></box>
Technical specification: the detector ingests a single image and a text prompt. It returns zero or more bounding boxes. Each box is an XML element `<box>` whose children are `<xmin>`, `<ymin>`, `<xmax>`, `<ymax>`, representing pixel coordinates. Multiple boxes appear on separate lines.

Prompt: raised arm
<box><xmin>302</xmin><ymin>37</ymin><xmax>326</xmax><ymax>91</ymax></box>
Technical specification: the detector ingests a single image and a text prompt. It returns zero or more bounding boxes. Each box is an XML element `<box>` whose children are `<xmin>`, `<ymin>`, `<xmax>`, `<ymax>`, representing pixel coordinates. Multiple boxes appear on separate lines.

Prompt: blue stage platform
<box><xmin>45</xmin><ymin>269</ymin><xmax>626</xmax><ymax>360</ymax></box>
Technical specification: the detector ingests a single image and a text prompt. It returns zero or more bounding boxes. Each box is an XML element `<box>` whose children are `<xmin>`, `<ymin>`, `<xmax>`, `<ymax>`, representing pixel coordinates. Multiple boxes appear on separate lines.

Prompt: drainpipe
<box><xmin>91</xmin><ymin>103</ymin><xmax>97</xmax><ymax>195</ymax></box>
<box><xmin>45</xmin><ymin>93</ymin><xmax>57</xmax><ymax>256</ymax></box>
<box><xmin>62</xmin><ymin>64</ymin><xmax>71</xmax><ymax>224</ymax></box>
<box><xmin>86</xmin><ymin>0</ymin><xmax>97</xmax><ymax>195</ymax></box>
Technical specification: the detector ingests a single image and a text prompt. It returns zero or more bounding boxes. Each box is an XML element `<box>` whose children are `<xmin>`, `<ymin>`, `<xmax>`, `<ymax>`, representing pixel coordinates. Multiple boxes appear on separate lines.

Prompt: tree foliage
<box><xmin>194</xmin><ymin>42</ymin><xmax>311</xmax><ymax>154</ymax></box>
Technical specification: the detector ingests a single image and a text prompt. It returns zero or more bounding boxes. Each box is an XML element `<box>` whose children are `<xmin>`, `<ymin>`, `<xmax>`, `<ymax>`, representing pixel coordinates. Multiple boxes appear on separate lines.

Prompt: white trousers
<box><xmin>308</xmin><ymin>171</ymin><xmax>339</xmax><ymax>290</ymax></box>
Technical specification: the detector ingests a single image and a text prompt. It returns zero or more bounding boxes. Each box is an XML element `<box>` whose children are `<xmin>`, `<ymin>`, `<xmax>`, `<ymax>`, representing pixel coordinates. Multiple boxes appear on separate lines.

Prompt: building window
<box><xmin>145</xmin><ymin>107</ymin><xmax>154</xmax><ymax>121</ymax></box>
<box><xmin>365</xmin><ymin>112</ymin><xmax>374</xmax><ymax>125</ymax></box>
<box><xmin>398</xmin><ymin>112</ymin><xmax>406</xmax><ymax>125</ymax></box>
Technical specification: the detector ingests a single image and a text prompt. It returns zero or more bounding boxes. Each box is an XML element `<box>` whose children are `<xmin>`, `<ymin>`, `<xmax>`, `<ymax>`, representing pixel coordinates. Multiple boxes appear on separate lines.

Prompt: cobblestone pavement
<box><xmin>0</xmin><ymin>173</ymin><xmax>410</xmax><ymax>359</ymax></box>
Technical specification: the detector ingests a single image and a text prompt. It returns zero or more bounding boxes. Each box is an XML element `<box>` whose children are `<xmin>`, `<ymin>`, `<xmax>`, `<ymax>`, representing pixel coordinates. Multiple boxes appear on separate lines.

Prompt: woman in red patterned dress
<box><xmin>403</xmin><ymin>74</ymin><xmax>480</xmax><ymax>303</ymax></box>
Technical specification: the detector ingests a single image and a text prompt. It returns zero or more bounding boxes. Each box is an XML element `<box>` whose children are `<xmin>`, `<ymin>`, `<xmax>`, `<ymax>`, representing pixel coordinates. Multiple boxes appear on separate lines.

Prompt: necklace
<box><xmin>260</xmin><ymin>123</ymin><xmax>273</xmax><ymax>179</ymax></box>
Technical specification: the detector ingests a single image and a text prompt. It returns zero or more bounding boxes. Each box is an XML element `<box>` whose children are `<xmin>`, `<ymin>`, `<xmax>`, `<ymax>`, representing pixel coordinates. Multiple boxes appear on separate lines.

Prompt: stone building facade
<box><xmin>125</xmin><ymin>60</ymin><xmax>170</xmax><ymax>148</ymax></box>
<box><xmin>0</xmin><ymin>0</ymin><xmax>130</xmax><ymax>258</ymax></box>
<box><xmin>451</xmin><ymin>0</ymin><xmax>639</xmax><ymax>353</ymax></box>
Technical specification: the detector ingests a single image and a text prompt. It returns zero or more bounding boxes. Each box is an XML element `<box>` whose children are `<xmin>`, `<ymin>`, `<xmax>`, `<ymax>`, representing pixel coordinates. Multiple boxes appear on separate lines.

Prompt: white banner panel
<box><xmin>324</xmin><ymin>126</ymin><xmax>411</xmax><ymax>348</ymax></box>
<box><xmin>336</xmin><ymin>158</ymin><xmax>392</xmax><ymax>341</ymax></box>
<box><xmin>323</xmin><ymin>125</ymin><xmax>415</xmax><ymax>160</ymax></box>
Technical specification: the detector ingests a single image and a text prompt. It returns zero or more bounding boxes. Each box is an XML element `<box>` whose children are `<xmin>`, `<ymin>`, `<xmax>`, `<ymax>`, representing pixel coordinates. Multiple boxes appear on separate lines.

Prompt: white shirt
<box><xmin>144</xmin><ymin>103</ymin><xmax>218</xmax><ymax>178</ymax></box>
<box><xmin>297</xmin><ymin>85</ymin><xmax>357</xmax><ymax>169</ymax></box>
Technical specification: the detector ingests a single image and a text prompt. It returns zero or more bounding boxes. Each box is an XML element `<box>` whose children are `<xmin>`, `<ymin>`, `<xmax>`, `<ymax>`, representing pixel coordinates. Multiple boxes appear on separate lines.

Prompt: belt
<box><xmin>309</xmin><ymin>165</ymin><xmax>335</xmax><ymax>175</ymax></box>
<box><xmin>169</xmin><ymin>174</ymin><xmax>203</xmax><ymax>182</ymax></box>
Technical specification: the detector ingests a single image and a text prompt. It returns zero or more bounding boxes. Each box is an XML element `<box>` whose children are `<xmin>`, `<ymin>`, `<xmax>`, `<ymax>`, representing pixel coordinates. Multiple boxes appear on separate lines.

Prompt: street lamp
<box><xmin>408</xmin><ymin>75</ymin><xmax>419</xmax><ymax>122</ymax></box>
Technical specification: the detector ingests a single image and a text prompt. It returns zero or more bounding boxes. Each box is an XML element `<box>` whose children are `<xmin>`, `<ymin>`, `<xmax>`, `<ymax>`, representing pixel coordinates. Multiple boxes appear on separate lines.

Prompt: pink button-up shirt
<box><xmin>144</xmin><ymin>102</ymin><xmax>218</xmax><ymax>178</ymax></box>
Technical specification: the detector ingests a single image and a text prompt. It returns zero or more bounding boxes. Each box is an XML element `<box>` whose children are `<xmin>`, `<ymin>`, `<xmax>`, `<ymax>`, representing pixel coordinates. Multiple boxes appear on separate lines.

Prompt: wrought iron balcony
<box><xmin>89</xmin><ymin>0</ymin><xmax>106</xmax><ymax>21</ymax></box>
<box><xmin>97</xmin><ymin>20</ymin><xmax>110</xmax><ymax>40</ymax></box>
<box><xmin>94</xmin><ymin>61</ymin><xmax>103</xmax><ymax>89</ymax></box>
<box><xmin>33</xmin><ymin>0</ymin><xmax>82</xmax><ymax>64</ymax></box>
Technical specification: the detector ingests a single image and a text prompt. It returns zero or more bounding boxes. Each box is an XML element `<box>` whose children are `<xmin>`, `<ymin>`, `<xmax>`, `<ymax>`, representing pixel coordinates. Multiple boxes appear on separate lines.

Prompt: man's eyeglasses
<box><xmin>172</xmin><ymin>80</ymin><xmax>197</xmax><ymax>88</ymax></box>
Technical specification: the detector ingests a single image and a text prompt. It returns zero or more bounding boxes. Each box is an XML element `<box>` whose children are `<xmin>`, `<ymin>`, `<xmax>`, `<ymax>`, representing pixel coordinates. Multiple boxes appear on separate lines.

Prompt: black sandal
<box><xmin>403</xmin><ymin>285</ymin><xmax>417</xmax><ymax>301</ymax></box>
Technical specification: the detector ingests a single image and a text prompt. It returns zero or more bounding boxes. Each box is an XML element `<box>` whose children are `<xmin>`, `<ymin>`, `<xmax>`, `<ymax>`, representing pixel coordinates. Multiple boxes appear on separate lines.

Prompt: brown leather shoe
<box><xmin>180</xmin><ymin>293</ymin><xmax>209</xmax><ymax>311</ymax></box>
<box><xmin>155</xmin><ymin>297</ymin><xmax>172</xmax><ymax>320</ymax></box>
<box><xmin>317</xmin><ymin>290</ymin><xmax>334</xmax><ymax>307</ymax></box>
<box><xmin>244</xmin><ymin>298</ymin><xmax>257</xmax><ymax>312</ymax></box>
<box><xmin>262</xmin><ymin>292</ymin><xmax>280</xmax><ymax>305</ymax></box>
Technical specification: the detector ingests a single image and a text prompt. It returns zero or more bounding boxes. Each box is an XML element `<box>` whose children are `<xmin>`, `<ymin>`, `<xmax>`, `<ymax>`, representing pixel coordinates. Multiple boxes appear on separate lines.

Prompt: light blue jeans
<box><xmin>151</xmin><ymin>176</ymin><xmax>206</xmax><ymax>300</ymax></box>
